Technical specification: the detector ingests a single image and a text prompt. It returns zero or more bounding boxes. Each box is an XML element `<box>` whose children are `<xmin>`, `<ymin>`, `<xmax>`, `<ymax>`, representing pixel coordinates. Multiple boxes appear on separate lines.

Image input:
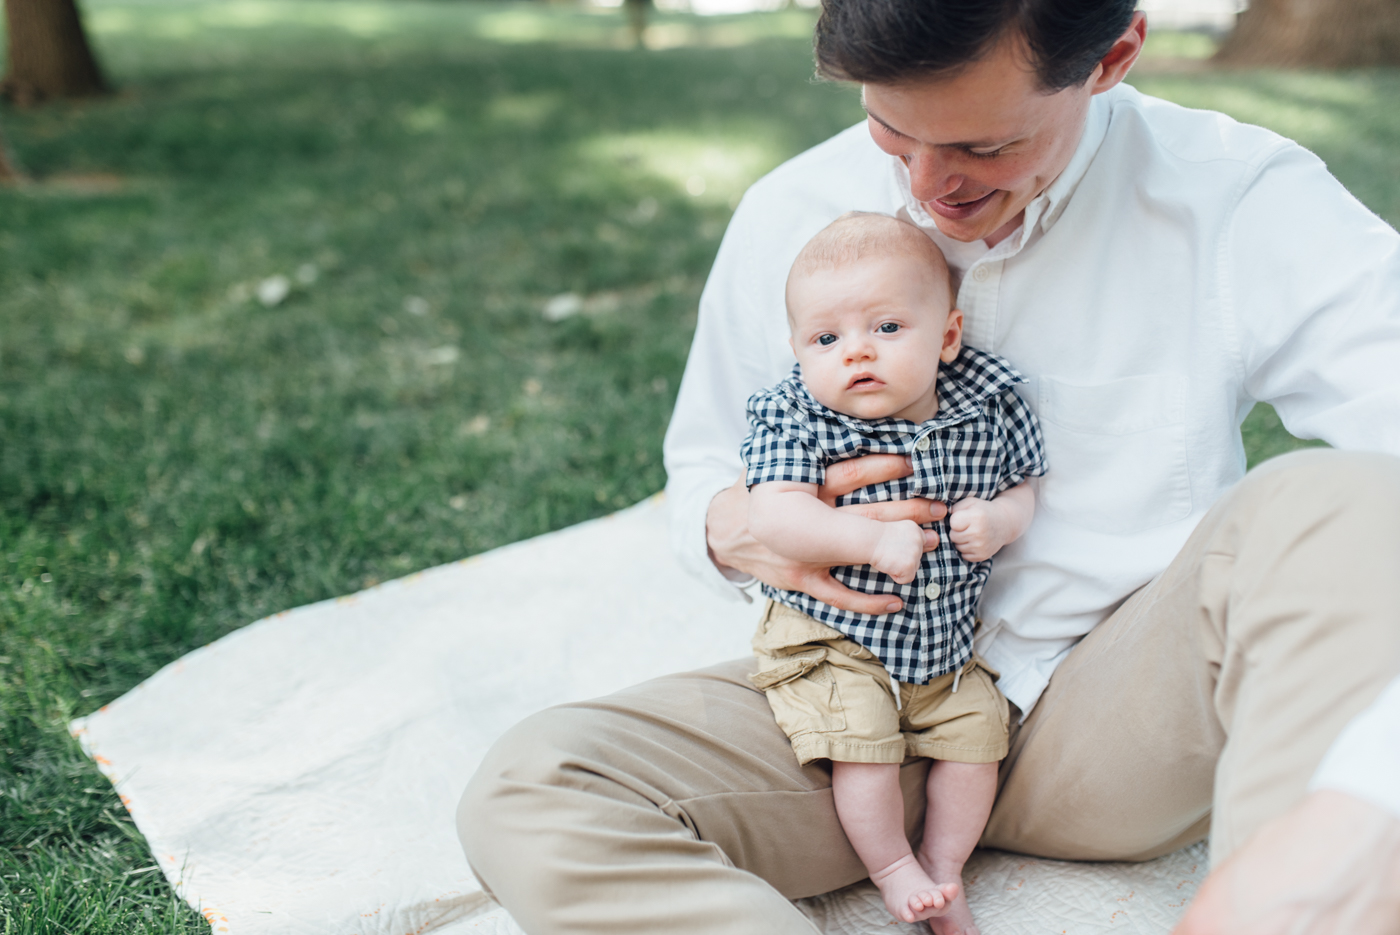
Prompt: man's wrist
<box><xmin>707</xmin><ymin>544</ymin><xmax>754</xmax><ymax>584</ymax></box>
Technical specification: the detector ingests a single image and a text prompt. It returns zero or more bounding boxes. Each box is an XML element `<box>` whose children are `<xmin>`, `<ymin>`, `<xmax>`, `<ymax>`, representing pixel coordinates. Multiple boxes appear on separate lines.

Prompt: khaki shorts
<box><xmin>750</xmin><ymin>601</ymin><xmax>1009</xmax><ymax>766</ymax></box>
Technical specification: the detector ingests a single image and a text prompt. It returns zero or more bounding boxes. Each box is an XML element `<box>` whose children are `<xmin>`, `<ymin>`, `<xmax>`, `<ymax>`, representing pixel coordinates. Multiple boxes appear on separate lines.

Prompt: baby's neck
<box><xmin>817</xmin><ymin>391</ymin><xmax>940</xmax><ymax>424</ymax></box>
<box><xmin>888</xmin><ymin>394</ymin><xmax>939</xmax><ymax>423</ymax></box>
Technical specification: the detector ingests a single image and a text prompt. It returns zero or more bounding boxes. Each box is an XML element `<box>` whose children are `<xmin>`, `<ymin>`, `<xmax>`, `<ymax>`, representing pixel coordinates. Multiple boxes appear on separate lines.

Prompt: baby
<box><xmin>741</xmin><ymin>212</ymin><xmax>1046</xmax><ymax>934</ymax></box>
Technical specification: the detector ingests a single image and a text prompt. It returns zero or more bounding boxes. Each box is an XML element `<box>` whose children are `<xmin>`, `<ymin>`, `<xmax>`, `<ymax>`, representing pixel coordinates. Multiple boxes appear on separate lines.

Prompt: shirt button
<box><xmin>924</xmin><ymin>581</ymin><xmax>941</xmax><ymax>599</ymax></box>
<box><xmin>914</xmin><ymin>436</ymin><xmax>931</xmax><ymax>452</ymax></box>
<box><xmin>973</xmin><ymin>266</ymin><xmax>990</xmax><ymax>282</ymax></box>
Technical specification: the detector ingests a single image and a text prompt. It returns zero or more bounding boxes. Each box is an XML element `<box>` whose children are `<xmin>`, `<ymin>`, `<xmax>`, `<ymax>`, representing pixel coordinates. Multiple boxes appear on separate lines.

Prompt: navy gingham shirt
<box><xmin>742</xmin><ymin>346</ymin><xmax>1047</xmax><ymax>684</ymax></box>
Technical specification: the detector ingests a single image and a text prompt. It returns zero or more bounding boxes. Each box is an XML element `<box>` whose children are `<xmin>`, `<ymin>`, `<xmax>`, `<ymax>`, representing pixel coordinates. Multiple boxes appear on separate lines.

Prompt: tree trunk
<box><xmin>624</xmin><ymin>0</ymin><xmax>649</xmax><ymax>49</ymax></box>
<box><xmin>0</xmin><ymin>121</ymin><xmax>24</xmax><ymax>184</ymax></box>
<box><xmin>2</xmin><ymin>0</ymin><xmax>108</xmax><ymax>106</ymax></box>
<box><xmin>1215</xmin><ymin>0</ymin><xmax>1400</xmax><ymax>68</ymax></box>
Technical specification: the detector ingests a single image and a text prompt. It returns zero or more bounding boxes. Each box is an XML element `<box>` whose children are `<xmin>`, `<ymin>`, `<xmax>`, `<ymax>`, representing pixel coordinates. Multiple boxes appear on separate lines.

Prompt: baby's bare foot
<box><xmin>926</xmin><ymin>887</ymin><xmax>979</xmax><ymax>935</ymax></box>
<box><xmin>869</xmin><ymin>855</ymin><xmax>961</xmax><ymax>924</ymax></box>
<box><xmin>914</xmin><ymin>854</ymin><xmax>979</xmax><ymax>935</ymax></box>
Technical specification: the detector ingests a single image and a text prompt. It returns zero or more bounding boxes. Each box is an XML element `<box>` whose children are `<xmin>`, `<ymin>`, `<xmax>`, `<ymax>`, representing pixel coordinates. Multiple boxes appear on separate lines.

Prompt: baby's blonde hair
<box><xmin>787</xmin><ymin>211</ymin><xmax>954</xmax><ymax>311</ymax></box>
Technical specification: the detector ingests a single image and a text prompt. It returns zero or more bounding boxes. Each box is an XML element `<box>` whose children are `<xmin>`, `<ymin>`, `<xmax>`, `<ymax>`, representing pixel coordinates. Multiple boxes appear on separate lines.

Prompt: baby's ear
<box><xmin>940</xmin><ymin>308</ymin><xmax>965</xmax><ymax>363</ymax></box>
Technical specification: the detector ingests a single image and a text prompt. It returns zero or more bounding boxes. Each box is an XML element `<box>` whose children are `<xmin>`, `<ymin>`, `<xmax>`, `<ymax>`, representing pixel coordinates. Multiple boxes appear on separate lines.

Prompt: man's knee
<box><xmin>1244</xmin><ymin>448</ymin><xmax>1400</xmax><ymax>501</ymax></box>
<box><xmin>1229</xmin><ymin>448</ymin><xmax>1400</xmax><ymax>534</ymax></box>
<box><xmin>456</xmin><ymin>706</ymin><xmax>589</xmax><ymax>887</ymax></box>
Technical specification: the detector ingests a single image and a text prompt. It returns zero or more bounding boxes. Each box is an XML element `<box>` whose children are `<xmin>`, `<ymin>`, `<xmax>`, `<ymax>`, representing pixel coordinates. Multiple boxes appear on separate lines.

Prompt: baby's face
<box><xmin>787</xmin><ymin>254</ymin><xmax>961</xmax><ymax>423</ymax></box>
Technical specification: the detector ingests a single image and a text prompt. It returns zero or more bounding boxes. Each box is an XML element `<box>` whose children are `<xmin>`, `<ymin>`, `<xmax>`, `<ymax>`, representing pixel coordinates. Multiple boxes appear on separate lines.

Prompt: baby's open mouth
<box><xmin>848</xmin><ymin>374</ymin><xmax>882</xmax><ymax>389</ymax></box>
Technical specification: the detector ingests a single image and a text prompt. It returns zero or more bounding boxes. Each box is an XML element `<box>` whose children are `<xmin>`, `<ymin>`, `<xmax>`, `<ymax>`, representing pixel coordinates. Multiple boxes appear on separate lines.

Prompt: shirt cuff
<box><xmin>1308</xmin><ymin>674</ymin><xmax>1400</xmax><ymax>819</ymax></box>
<box><xmin>666</xmin><ymin>479</ymin><xmax>756</xmax><ymax>605</ymax></box>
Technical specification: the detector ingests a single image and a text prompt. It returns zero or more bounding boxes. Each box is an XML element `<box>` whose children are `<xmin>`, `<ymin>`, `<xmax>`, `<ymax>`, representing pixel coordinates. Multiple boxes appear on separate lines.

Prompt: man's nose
<box><xmin>906</xmin><ymin>149</ymin><xmax>964</xmax><ymax>204</ymax></box>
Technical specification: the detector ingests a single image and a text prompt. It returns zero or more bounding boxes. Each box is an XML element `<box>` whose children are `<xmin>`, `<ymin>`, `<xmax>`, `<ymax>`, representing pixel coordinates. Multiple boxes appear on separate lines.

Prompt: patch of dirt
<box><xmin>43</xmin><ymin>171</ymin><xmax>127</xmax><ymax>194</ymax></box>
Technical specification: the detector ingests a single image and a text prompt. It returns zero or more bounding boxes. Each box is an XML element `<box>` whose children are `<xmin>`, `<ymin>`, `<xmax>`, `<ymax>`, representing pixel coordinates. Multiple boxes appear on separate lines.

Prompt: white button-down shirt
<box><xmin>663</xmin><ymin>83</ymin><xmax>1400</xmax><ymax>807</ymax></box>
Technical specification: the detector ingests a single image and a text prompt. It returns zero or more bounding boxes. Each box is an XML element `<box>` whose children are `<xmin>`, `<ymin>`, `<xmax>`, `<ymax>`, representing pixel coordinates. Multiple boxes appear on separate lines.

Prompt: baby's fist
<box><xmin>870</xmin><ymin>520</ymin><xmax>925</xmax><ymax>584</ymax></box>
<box><xmin>948</xmin><ymin>498</ymin><xmax>1006</xmax><ymax>563</ymax></box>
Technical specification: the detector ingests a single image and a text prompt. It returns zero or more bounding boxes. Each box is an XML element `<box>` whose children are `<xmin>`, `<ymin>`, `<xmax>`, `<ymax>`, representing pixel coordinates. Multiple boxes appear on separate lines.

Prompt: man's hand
<box><xmin>706</xmin><ymin>454</ymin><xmax>945</xmax><ymax>615</ymax></box>
<box><xmin>1174</xmin><ymin>790</ymin><xmax>1400</xmax><ymax>935</ymax></box>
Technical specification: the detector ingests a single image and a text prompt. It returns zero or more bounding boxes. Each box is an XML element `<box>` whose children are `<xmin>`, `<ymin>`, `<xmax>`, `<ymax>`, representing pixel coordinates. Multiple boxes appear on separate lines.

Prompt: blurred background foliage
<box><xmin>2</xmin><ymin>1</ymin><xmax>1394</xmax><ymax>930</ymax></box>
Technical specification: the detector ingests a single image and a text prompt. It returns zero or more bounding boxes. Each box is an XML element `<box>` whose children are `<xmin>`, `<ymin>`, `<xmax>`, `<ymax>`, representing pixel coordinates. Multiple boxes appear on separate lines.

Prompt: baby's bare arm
<box><xmin>749</xmin><ymin>481</ymin><xmax>925</xmax><ymax>584</ymax></box>
<box><xmin>947</xmin><ymin>482</ymin><xmax>1035</xmax><ymax>563</ymax></box>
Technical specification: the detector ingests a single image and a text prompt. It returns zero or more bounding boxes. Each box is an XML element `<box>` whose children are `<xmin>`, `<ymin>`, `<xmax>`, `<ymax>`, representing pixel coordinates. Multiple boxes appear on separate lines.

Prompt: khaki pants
<box><xmin>458</xmin><ymin>450</ymin><xmax>1400</xmax><ymax>934</ymax></box>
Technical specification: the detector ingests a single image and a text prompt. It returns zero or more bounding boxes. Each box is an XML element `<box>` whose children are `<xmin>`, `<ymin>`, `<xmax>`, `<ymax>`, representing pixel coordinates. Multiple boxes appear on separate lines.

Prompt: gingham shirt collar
<box><xmin>782</xmin><ymin>345</ymin><xmax>1026</xmax><ymax>435</ymax></box>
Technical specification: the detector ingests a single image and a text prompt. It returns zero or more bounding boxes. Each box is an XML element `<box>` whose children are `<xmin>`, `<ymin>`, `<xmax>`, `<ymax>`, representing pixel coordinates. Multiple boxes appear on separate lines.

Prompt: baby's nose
<box><xmin>845</xmin><ymin>341</ymin><xmax>875</xmax><ymax>362</ymax></box>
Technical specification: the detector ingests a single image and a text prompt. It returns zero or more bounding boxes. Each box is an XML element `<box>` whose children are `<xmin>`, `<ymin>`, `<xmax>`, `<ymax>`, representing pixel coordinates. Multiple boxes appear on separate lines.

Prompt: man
<box><xmin>459</xmin><ymin>1</ymin><xmax>1400</xmax><ymax>932</ymax></box>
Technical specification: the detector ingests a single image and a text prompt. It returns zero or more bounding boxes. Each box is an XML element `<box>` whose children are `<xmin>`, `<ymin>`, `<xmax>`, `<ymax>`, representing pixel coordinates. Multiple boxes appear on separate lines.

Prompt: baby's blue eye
<box><xmin>878</xmin><ymin>323</ymin><xmax>900</xmax><ymax>333</ymax></box>
<box><xmin>817</xmin><ymin>334</ymin><xmax>837</xmax><ymax>346</ymax></box>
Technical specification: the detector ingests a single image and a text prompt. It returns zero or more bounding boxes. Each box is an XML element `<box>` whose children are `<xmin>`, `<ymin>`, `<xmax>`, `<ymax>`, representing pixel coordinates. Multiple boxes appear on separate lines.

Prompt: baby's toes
<box><xmin>910</xmin><ymin>890</ymin><xmax>942</xmax><ymax>912</ymax></box>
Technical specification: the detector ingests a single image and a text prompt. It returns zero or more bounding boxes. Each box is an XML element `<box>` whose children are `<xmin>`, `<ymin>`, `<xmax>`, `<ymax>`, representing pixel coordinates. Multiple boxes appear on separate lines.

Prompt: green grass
<box><xmin>0</xmin><ymin>5</ymin><xmax>1388</xmax><ymax>931</ymax></box>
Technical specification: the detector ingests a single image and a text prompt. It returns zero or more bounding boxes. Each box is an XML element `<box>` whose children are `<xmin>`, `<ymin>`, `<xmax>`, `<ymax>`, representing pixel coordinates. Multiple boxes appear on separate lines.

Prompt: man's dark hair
<box><xmin>815</xmin><ymin>0</ymin><xmax>1137</xmax><ymax>92</ymax></box>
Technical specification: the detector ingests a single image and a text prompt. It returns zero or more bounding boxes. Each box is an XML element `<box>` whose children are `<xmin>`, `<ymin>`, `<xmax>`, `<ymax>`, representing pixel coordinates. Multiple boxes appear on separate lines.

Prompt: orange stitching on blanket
<box><xmin>200</xmin><ymin>907</ymin><xmax>230</xmax><ymax>933</ymax></box>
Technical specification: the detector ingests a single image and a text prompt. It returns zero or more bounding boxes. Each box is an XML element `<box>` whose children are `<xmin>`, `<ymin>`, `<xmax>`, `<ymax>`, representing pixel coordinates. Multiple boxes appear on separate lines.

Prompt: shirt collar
<box><xmin>786</xmin><ymin>345</ymin><xmax>1027</xmax><ymax>434</ymax></box>
<box><xmin>893</xmin><ymin>86</ymin><xmax>1114</xmax><ymax>249</ymax></box>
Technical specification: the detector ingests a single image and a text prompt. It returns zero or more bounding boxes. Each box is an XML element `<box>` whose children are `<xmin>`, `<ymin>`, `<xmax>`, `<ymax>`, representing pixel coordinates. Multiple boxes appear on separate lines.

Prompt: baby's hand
<box><xmin>869</xmin><ymin>520</ymin><xmax>925</xmax><ymax>584</ymax></box>
<box><xmin>948</xmin><ymin>498</ymin><xmax>1013</xmax><ymax>563</ymax></box>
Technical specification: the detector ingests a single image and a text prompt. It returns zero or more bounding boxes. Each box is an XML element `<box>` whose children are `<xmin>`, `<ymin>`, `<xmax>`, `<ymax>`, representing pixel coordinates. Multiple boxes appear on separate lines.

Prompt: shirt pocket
<box><xmin>1036</xmin><ymin>374</ymin><xmax>1191</xmax><ymax>534</ymax></box>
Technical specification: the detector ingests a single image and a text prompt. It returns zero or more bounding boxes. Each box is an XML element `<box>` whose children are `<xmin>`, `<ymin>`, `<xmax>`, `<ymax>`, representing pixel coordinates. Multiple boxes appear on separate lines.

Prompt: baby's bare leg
<box><xmin>832</xmin><ymin>762</ymin><xmax>960</xmax><ymax>924</ymax></box>
<box><xmin>916</xmin><ymin>760</ymin><xmax>999</xmax><ymax>935</ymax></box>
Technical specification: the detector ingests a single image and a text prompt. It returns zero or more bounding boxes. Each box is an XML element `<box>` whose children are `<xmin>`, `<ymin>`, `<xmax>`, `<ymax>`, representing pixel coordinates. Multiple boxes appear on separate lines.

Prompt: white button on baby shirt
<box><xmin>914</xmin><ymin>436</ymin><xmax>931</xmax><ymax>452</ymax></box>
<box><xmin>972</xmin><ymin>265</ymin><xmax>989</xmax><ymax>282</ymax></box>
<box><xmin>925</xmin><ymin>582</ymin><xmax>941</xmax><ymax>599</ymax></box>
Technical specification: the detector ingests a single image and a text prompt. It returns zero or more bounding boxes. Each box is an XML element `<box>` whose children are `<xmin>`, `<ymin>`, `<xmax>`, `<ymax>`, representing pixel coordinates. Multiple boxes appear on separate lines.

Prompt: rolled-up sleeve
<box><xmin>742</xmin><ymin>389</ymin><xmax>824</xmax><ymax>489</ymax></box>
<box><xmin>994</xmin><ymin>387</ymin><xmax>1048</xmax><ymax>494</ymax></box>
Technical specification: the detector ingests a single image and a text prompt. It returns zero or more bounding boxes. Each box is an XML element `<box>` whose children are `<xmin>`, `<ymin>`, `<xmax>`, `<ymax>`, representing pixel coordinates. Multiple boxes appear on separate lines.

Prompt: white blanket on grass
<box><xmin>71</xmin><ymin>495</ymin><xmax>1206</xmax><ymax>935</ymax></box>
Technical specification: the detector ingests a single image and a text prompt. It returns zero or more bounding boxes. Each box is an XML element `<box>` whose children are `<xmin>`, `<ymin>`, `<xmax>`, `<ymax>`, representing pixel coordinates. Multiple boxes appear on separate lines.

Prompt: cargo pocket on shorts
<box><xmin>750</xmin><ymin>648</ymin><xmax>847</xmax><ymax>734</ymax></box>
<box><xmin>749</xmin><ymin>648</ymin><xmax>828</xmax><ymax>691</ymax></box>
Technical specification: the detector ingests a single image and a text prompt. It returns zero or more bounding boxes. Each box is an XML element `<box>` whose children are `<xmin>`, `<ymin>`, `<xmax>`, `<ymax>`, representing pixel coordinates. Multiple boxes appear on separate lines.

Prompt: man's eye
<box><xmin>817</xmin><ymin>334</ymin><xmax>837</xmax><ymax>346</ymax></box>
<box><xmin>877</xmin><ymin>323</ymin><xmax>900</xmax><ymax>333</ymax></box>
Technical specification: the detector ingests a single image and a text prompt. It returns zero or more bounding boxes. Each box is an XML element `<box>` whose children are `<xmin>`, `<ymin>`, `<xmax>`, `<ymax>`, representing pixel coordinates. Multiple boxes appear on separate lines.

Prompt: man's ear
<box><xmin>1090</xmin><ymin>11</ymin><xmax>1146</xmax><ymax>95</ymax></box>
<box><xmin>940</xmin><ymin>308</ymin><xmax>964</xmax><ymax>363</ymax></box>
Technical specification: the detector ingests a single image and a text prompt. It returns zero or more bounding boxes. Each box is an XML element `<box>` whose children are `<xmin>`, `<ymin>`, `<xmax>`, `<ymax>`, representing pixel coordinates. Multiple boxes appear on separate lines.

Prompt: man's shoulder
<box><xmin>1103</xmin><ymin>83</ymin><xmax>1300</xmax><ymax>172</ymax></box>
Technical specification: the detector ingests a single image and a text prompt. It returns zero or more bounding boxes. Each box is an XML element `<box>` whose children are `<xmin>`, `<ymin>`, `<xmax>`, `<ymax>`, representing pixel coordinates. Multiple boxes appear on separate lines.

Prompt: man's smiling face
<box><xmin>862</xmin><ymin>24</ymin><xmax>1137</xmax><ymax>245</ymax></box>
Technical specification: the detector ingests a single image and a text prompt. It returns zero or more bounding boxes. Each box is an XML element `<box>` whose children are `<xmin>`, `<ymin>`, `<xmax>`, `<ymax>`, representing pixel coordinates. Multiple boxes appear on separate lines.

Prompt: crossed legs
<box><xmin>459</xmin><ymin>450</ymin><xmax>1400</xmax><ymax>933</ymax></box>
